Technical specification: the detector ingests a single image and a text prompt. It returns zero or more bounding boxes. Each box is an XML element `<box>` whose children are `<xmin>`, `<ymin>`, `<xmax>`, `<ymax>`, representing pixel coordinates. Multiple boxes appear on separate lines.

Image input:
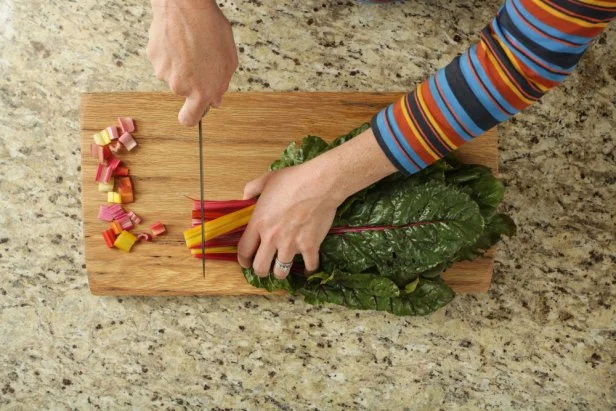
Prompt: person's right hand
<box><xmin>148</xmin><ymin>0</ymin><xmax>238</xmax><ymax>126</ymax></box>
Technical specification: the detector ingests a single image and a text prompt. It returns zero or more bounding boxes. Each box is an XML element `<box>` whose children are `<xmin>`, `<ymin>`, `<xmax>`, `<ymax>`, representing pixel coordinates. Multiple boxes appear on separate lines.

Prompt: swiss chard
<box><xmin>239</xmin><ymin>123</ymin><xmax>515</xmax><ymax>316</ymax></box>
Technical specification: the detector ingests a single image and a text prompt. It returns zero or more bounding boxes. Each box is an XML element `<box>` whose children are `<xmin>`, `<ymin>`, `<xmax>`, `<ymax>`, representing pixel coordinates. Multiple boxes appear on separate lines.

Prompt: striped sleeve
<box><xmin>372</xmin><ymin>0</ymin><xmax>616</xmax><ymax>174</ymax></box>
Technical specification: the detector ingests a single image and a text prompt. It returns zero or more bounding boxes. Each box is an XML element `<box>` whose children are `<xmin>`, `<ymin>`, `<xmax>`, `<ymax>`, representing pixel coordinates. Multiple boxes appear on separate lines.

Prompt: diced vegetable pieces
<box><xmin>114</xmin><ymin>230</ymin><xmax>137</xmax><ymax>253</ymax></box>
<box><xmin>118</xmin><ymin>215</ymin><xmax>134</xmax><ymax>230</ymax></box>
<box><xmin>95</xmin><ymin>163</ymin><xmax>104</xmax><ymax>182</ymax></box>
<box><xmin>117</xmin><ymin>176</ymin><xmax>134</xmax><ymax>203</ymax></box>
<box><xmin>137</xmin><ymin>233</ymin><xmax>153</xmax><ymax>242</ymax></box>
<box><xmin>113</xmin><ymin>165</ymin><xmax>129</xmax><ymax>176</ymax></box>
<box><xmin>150</xmin><ymin>221</ymin><xmax>166</xmax><ymax>237</ymax></box>
<box><xmin>100</xmin><ymin>147</ymin><xmax>110</xmax><ymax>160</ymax></box>
<box><xmin>118</xmin><ymin>117</ymin><xmax>135</xmax><ymax>134</ymax></box>
<box><xmin>110</xmin><ymin>220</ymin><xmax>123</xmax><ymax>235</ymax></box>
<box><xmin>106</xmin><ymin>126</ymin><xmax>119</xmax><ymax>141</ymax></box>
<box><xmin>107</xmin><ymin>155</ymin><xmax>121</xmax><ymax>171</ymax></box>
<box><xmin>118</xmin><ymin>189</ymin><xmax>133</xmax><ymax>204</ymax></box>
<box><xmin>93</xmin><ymin>129</ymin><xmax>111</xmax><ymax>146</ymax></box>
<box><xmin>107</xmin><ymin>191</ymin><xmax>122</xmax><ymax>204</ymax></box>
<box><xmin>102</xmin><ymin>229</ymin><xmax>117</xmax><ymax>248</ymax></box>
<box><xmin>98</xmin><ymin>181</ymin><xmax>114</xmax><ymax>193</ymax></box>
<box><xmin>117</xmin><ymin>176</ymin><xmax>132</xmax><ymax>189</ymax></box>
<box><xmin>98</xmin><ymin>205</ymin><xmax>114</xmax><ymax>221</ymax></box>
<box><xmin>98</xmin><ymin>145</ymin><xmax>111</xmax><ymax>163</ymax></box>
<box><xmin>119</xmin><ymin>132</ymin><xmax>137</xmax><ymax>151</ymax></box>
<box><xmin>101</xmin><ymin>166</ymin><xmax>114</xmax><ymax>183</ymax></box>
<box><xmin>95</xmin><ymin>163</ymin><xmax>113</xmax><ymax>184</ymax></box>
<box><xmin>106</xmin><ymin>204</ymin><xmax>126</xmax><ymax>220</ymax></box>
<box><xmin>127</xmin><ymin>211</ymin><xmax>141</xmax><ymax>225</ymax></box>
<box><xmin>90</xmin><ymin>144</ymin><xmax>99</xmax><ymax>158</ymax></box>
<box><xmin>109</xmin><ymin>140</ymin><xmax>122</xmax><ymax>154</ymax></box>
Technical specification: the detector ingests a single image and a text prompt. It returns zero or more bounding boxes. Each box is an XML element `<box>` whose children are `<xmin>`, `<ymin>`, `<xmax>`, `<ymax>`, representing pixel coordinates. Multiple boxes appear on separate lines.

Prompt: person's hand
<box><xmin>237</xmin><ymin>163</ymin><xmax>341</xmax><ymax>279</ymax></box>
<box><xmin>237</xmin><ymin>128</ymin><xmax>399</xmax><ymax>279</ymax></box>
<box><xmin>148</xmin><ymin>0</ymin><xmax>238</xmax><ymax>126</ymax></box>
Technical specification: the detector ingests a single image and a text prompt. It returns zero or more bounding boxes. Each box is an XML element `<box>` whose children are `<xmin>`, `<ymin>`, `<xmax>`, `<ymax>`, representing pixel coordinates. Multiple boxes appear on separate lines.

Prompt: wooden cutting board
<box><xmin>80</xmin><ymin>92</ymin><xmax>498</xmax><ymax>296</ymax></box>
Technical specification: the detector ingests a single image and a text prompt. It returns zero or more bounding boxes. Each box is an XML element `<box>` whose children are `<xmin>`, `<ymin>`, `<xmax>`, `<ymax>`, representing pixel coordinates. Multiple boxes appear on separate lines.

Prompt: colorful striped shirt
<box><xmin>371</xmin><ymin>0</ymin><xmax>616</xmax><ymax>174</ymax></box>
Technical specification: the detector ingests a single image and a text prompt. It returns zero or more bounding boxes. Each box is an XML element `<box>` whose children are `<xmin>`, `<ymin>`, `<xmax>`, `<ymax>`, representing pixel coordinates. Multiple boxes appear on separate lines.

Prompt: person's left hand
<box><xmin>236</xmin><ymin>127</ymin><xmax>399</xmax><ymax>279</ymax></box>
<box><xmin>236</xmin><ymin>163</ymin><xmax>343</xmax><ymax>279</ymax></box>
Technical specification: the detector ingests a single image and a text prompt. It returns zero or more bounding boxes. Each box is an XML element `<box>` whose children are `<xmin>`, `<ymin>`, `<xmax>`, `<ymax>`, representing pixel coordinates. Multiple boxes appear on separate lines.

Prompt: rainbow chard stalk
<box><xmin>184</xmin><ymin>124</ymin><xmax>515</xmax><ymax>316</ymax></box>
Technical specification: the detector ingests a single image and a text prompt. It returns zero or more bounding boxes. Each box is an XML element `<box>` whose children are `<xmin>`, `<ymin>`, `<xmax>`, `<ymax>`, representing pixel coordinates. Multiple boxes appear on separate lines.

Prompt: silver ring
<box><xmin>274</xmin><ymin>258</ymin><xmax>293</xmax><ymax>273</ymax></box>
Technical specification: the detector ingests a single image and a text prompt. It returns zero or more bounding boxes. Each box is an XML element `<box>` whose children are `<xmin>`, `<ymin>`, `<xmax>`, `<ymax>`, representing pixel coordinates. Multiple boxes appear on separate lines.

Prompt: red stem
<box><xmin>192</xmin><ymin>199</ymin><xmax>257</xmax><ymax>212</ymax></box>
<box><xmin>191</xmin><ymin>221</ymin><xmax>442</xmax><ymax>249</ymax></box>
<box><xmin>193</xmin><ymin>253</ymin><xmax>238</xmax><ymax>261</ymax></box>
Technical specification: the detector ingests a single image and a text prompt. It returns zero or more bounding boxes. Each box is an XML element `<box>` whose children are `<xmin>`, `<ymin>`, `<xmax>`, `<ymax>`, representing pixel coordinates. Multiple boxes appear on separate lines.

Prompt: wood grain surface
<box><xmin>80</xmin><ymin>92</ymin><xmax>498</xmax><ymax>296</ymax></box>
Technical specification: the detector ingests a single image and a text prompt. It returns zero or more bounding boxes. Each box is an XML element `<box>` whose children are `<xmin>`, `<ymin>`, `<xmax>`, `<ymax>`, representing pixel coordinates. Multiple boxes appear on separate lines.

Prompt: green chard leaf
<box><xmin>454</xmin><ymin>213</ymin><xmax>516</xmax><ymax>261</ymax></box>
<box><xmin>299</xmin><ymin>278</ymin><xmax>454</xmax><ymax>316</ymax></box>
<box><xmin>321</xmin><ymin>178</ymin><xmax>484</xmax><ymax>287</ymax></box>
<box><xmin>241</xmin><ymin>267</ymin><xmax>303</xmax><ymax>293</ymax></box>
<box><xmin>446</xmin><ymin>164</ymin><xmax>505</xmax><ymax>219</ymax></box>
<box><xmin>269</xmin><ymin>123</ymin><xmax>370</xmax><ymax>171</ymax></box>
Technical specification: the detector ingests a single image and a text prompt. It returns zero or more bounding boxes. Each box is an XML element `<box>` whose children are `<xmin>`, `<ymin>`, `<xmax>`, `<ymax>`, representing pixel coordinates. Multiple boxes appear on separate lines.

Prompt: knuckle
<box><xmin>253</xmin><ymin>218</ymin><xmax>269</xmax><ymax>233</ymax></box>
<box><xmin>253</xmin><ymin>265</ymin><xmax>269</xmax><ymax>277</ymax></box>
<box><xmin>260</xmin><ymin>230</ymin><xmax>277</xmax><ymax>246</ymax></box>
<box><xmin>237</xmin><ymin>249</ymin><xmax>252</xmax><ymax>263</ymax></box>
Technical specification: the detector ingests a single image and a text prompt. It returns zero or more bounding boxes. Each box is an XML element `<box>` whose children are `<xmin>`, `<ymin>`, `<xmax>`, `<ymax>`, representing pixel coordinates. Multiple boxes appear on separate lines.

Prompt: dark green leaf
<box><xmin>455</xmin><ymin>213</ymin><xmax>516</xmax><ymax>261</ymax></box>
<box><xmin>307</xmin><ymin>271</ymin><xmax>334</xmax><ymax>285</ymax></box>
<box><xmin>404</xmin><ymin>277</ymin><xmax>420</xmax><ymax>293</ymax></box>
<box><xmin>447</xmin><ymin>165</ymin><xmax>504</xmax><ymax>219</ymax></box>
<box><xmin>321</xmin><ymin>179</ymin><xmax>484</xmax><ymax>287</ymax></box>
<box><xmin>241</xmin><ymin>267</ymin><xmax>302</xmax><ymax>293</ymax></box>
<box><xmin>299</xmin><ymin>278</ymin><xmax>454</xmax><ymax>316</ymax></box>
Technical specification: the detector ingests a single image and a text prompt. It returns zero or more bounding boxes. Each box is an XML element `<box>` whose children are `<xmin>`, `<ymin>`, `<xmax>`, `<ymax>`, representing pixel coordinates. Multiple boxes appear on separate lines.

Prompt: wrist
<box><xmin>310</xmin><ymin>128</ymin><xmax>398</xmax><ymax>205</ymax></box>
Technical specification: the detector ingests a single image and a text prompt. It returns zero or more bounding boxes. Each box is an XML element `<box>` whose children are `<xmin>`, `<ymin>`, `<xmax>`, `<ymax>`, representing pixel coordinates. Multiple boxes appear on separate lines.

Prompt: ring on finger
<box><xmin>274</xmin><ymin>258</ymin><xmax>293</xmax><ymax>274</ymax></box>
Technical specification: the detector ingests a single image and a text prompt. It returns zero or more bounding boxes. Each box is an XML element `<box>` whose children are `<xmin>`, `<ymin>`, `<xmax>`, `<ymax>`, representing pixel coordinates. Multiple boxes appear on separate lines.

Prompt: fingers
<box><xmin>243</xmin><ymin>173</ymin><xmax>271</xmax><ymax>200</ymax></box>
<box><xmin>252</xmin><ymin>237</ymin><xmax>277</xmax><ymax>278</ymax></box>
<box><xmin>300</xmin><ymin>244</ymin><xmax>320</xmax><ymax>275</ymax></box>
<box><xmin>178</xmin><ymin>93</ymin><xmax>209</xmax><ymax>127</ymax></box>
<box><xmin>237</xmin><ymin>224</ymin><xmax>260</xmax><ymax>269</ymax></box>
<box><xmin>273</xmin><ymin>246</ymin><xmax>296</xmax><ymax>280</ymax></box>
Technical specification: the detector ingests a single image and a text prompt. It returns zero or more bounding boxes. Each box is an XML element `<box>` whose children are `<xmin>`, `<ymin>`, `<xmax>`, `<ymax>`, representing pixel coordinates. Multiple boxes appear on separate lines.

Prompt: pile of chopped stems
<box><xmin>91</xmin><ymin>117</ymin><xmax>166</xmax><ymax>252</ymax></box>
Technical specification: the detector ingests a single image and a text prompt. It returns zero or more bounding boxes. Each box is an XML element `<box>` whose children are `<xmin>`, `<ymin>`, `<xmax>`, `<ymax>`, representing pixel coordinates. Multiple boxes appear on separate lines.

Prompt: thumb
<box><xmin>178</xmin><ymin>93</ymin><xmax>208</xmax><ymax>127</ymax></box>
<box><xmin>243</xmin><ymin>173</ymin><xmax>271</xmax><ymax>200</ymax></box>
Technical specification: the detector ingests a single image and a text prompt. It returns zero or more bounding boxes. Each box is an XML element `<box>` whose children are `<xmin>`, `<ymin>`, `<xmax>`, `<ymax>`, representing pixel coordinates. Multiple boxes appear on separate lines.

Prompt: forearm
<box><xmin>373</xmin><ymin>0</ymin><xmax>616</xmax><ymax>175</ymax></box>
<box><xmin>310</xmin><ymin>128</ymin><xmax>398</xmax><ymax>203</ymax></box>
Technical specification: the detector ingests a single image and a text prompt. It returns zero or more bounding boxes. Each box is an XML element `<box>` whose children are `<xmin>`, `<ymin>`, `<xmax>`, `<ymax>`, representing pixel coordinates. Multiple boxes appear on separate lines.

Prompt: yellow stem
<box><xmin>183</xmin><ymin>204</ymin><xmax>255</xmax><ymax>248</ymax></box>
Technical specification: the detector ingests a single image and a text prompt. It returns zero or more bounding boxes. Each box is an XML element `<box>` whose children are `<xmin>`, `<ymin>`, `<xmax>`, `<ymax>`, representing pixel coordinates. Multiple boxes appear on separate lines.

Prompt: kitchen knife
<box><xmin>198</xmin><ymin>117</ymin><xmax>206</xmax><ymax>278</ymax></box>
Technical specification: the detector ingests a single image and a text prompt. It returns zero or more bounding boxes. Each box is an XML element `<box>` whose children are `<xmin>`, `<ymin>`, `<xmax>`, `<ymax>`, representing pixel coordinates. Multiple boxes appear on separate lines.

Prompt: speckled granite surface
<box><xmin>1</xmin><ymin>0</ymin><xmax>614</xmax><ymax>409</ymax></box>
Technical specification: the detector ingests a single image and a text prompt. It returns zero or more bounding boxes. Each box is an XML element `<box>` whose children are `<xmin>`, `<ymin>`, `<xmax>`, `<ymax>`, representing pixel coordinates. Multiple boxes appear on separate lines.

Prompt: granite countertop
<box><xmin>1</xmin><ymin>0</ymin><xmax>614</xmax><ymax>409</ymax></box>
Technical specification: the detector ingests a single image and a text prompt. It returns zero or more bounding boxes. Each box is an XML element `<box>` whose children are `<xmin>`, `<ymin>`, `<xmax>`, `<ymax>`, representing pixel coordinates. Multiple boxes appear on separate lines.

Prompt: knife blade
<box><xmin>198</xmin><ymin>118</ymin><xmax>206</xmax><ymax>278</ymax></box>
